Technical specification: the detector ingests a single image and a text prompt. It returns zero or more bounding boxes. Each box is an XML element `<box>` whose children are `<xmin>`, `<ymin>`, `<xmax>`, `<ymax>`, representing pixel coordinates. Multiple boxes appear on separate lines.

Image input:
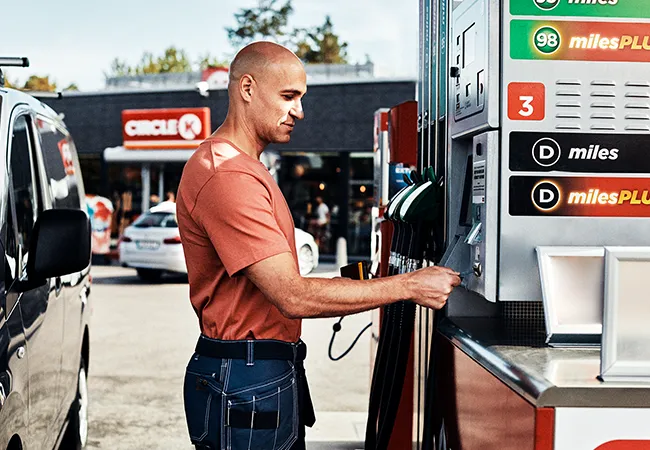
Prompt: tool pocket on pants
<box><xmin>225</xmin><ymin>370</ymin><xmax>298</xmax><ymax>450</ymax></box>
<box><xmin>184</xmin><ymin>365</ymin><xmax>225</xmax><ymax>447</ymax></box>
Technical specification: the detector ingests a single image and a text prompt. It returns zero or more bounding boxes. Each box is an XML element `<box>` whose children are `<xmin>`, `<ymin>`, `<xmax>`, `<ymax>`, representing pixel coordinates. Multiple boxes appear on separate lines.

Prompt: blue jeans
<box><xmin>183</xmin><ymin>346</ymin><xmax>307</xmax><ymax>449</ymax></box>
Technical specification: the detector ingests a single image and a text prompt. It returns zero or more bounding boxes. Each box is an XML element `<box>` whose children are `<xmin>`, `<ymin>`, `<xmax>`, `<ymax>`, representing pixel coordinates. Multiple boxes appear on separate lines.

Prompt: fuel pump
<box><xmin>366</xmin><ymin>167</ymin><xmax>442</xmax><ymax>450</ymax></box>
<box><xmin>411</xmin><ymin>0</ymin><xmax>650</xmax><ymax>448</ymax></box>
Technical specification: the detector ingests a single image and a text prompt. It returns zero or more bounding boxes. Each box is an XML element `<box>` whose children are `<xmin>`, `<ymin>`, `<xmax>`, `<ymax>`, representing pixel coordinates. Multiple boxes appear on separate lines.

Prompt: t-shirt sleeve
<box><xmin>192</xmin><ymin>171</ymin><xmax>292</xmax><ymax>276</ymax></box>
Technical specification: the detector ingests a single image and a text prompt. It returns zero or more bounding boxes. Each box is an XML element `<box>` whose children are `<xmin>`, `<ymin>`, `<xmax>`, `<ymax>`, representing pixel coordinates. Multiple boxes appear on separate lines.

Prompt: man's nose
<box><xmin>290</xmin><ymin>101</ymin><xmax>304</xmax><ymax>120</ymax></box>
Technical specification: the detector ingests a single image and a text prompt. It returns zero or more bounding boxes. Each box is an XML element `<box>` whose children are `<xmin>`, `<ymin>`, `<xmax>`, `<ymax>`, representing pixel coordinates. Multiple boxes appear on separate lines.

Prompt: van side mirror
<box><xmin>27</xmin><ymin>209</ymin><xmax>91</xmax><ymax>281</ymax></box>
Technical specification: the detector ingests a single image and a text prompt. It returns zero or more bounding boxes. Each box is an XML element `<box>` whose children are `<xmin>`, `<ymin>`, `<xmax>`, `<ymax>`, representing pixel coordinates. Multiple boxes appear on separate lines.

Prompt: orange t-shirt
<box><xmin>176</xmin><ymin>137</ymin><xmax>301</xmax><ymax>342</ymax></box>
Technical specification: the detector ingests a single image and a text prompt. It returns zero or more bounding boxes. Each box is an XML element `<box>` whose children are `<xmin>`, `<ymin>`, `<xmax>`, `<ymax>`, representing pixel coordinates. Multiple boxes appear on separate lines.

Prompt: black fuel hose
<box><xmin>366</xmin><ymin>230</ymin><xmax>434</xmax><ymax>449</ymax></box>
<box><xmin>376</xmin><ymin>223</ymin><xmax>426</xmax><ymax>448</ymax></box>
<box><xmin>365</xmin><ymin>216</ymin><xmax>407</xmax><ymax>449</ymax></box>
<box><xmin>366</xmin><ymin>171</ymin><xmax>442</xmax><ymax>450</ymax></box>
<box><xmin>421</xmin><ymin>309</ymin><xmax>443</xmax><ymax>450</ymax></box>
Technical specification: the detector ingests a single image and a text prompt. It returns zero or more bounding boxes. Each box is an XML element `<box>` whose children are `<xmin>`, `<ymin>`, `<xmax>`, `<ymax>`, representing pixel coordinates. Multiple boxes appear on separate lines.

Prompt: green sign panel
<box><xmin>511</xmin><ymin>19</ymin><xmax>650</xmax><ymax>62</ymax></box>
<box><xmin>511</xmin><ymin>0</ymin><xmax>650</xmax><ymax>19</ymax></box>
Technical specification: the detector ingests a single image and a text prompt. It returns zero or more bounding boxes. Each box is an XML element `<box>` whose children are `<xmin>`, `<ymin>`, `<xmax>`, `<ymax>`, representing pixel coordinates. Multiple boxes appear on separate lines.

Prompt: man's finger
<box><xmin>438</xmin><ymin>266</ymin><xmax>460</xmax><ymax>275</ymax></box>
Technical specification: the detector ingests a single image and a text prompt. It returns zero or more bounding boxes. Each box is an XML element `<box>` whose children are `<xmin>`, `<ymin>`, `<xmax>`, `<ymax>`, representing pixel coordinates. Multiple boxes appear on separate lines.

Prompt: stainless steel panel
<box><xmin>601</xmin><ymin>247</ymin><xmax>650</xmax><ymax>382</ymax></box>
<box><xmin>536</xmin><ymin>246</ymin><xmax>604</xmax><ymax>344</ymax></box>
<box><xmin>464</xmin><ymin>131</ymin><xmax>498</xmax><ymax>302</ymax></box>
<box><xmin>450</xmin><ymin>0</ymin><xmax>500</xmax><ymax>138</ymax></box>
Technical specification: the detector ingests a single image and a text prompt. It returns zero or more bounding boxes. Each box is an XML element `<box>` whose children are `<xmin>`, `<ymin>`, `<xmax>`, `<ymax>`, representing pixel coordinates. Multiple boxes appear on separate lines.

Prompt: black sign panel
<box><xmin>509</xmin><ymin>132</ymin><xmax>650</xmax><ymax>173</ymax></box>
<box><xmin>509</xmin><ymin>175</ymin><xmax>650</xmax><ymax>217</ymax></box>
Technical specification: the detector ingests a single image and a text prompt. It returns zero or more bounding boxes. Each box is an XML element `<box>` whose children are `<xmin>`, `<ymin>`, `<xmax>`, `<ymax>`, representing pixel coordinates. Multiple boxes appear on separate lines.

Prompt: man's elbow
<box><xmin>270</xmin><ymin>281</ymin><xmax>308</xmax><ymax>319</ymax></box>
<box><xmin>274</xmin><ymin>295</ymin><xmax>304</xmax><ymax>319</ymax></box>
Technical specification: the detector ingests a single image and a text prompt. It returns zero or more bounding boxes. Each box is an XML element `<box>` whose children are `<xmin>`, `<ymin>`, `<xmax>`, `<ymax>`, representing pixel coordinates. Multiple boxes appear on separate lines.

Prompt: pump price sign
<box><xmin>511</xmin><ymin>0</ymin><xmax>650</xmax><ymax>19</ymax></box>
<box><xmin>511</xmin><ymin>20</ymin><xmax>650</xmax><ymax>62</ymax></box>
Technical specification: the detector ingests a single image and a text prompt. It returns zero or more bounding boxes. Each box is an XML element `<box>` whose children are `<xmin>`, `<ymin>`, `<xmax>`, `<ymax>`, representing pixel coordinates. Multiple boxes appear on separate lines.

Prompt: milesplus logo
<box><xmin>511</xmin><ymin>176</ymin><xmax>650</xmax><ymax>217</ymax></box>
<box><xmin>569</xmin><ymin>34</ymin><xmax>650</xmax><ymax>50</ymax></box>
<box><xmin>568</xmin><ymin>189</ymin><xmax>650</xmax><ymax>205</ymax></box>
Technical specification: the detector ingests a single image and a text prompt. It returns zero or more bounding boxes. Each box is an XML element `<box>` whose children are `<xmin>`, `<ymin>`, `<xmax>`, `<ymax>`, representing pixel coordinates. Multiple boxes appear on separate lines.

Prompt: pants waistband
<box><xmin>195</xmin><ymin>335</ymin><xmax>307</xmax><ymax>362</ymax></box>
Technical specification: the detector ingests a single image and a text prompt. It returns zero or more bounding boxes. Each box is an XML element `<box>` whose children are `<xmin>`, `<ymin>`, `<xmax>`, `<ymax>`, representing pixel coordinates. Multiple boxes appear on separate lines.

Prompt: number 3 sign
<box><xmin>508</xmin><ymin>82</ymin><xmax>545</xmax><ymax>121</ymax></box>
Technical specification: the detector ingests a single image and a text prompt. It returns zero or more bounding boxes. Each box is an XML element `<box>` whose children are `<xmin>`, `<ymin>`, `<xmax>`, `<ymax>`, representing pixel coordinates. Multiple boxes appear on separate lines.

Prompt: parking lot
<box><xmin>85</xmin><ymin>264</ymin><xmax>370</xmax><ymax>449</ymax></box>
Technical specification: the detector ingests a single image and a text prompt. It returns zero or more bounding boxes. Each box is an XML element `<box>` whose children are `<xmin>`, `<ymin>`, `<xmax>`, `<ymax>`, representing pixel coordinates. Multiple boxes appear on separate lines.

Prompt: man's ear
<box><xmin>240</xmin><ymin>74</ymin><xmax>254</xmax><ymax>103</ymax></box>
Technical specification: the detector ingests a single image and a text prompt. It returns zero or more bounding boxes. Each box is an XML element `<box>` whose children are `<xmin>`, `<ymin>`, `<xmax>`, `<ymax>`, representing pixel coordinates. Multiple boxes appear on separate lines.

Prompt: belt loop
<box><xmin>246</xmin><ymin>340</ymin><xmax>254</xmax><ymax>366</ymax></box>
<box><xmin>292</xmin><ymin>342</ymin><xmax>297</xmax><ymax>364</ymax></box>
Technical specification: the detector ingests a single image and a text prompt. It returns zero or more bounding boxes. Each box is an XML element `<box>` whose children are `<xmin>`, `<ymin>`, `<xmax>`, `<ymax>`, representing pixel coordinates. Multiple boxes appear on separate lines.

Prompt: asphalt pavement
<box><xmin>85</xmin><ymin>264</ymin><xmax>370</xmax><ymax>449</ymax></box>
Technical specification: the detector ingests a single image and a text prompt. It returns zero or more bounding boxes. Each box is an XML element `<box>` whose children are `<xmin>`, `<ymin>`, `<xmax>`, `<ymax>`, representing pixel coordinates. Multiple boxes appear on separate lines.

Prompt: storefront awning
<box><xmin>103</xmin><ymin>146</ymin><xmax>195</xmax><ymax>163</ymax></box>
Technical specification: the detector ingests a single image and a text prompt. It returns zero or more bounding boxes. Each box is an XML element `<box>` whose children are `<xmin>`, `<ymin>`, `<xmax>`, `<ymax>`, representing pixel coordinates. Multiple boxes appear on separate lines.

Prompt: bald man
<box><xmin>177</xmin><ymin>42</ymin><xmax>460</xmax><ymax>450</ymax></box>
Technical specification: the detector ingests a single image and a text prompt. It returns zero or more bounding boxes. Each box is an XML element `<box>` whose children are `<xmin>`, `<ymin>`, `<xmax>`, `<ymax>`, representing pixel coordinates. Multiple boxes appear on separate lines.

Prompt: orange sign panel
<box><xmin>121</xmin><ymin>108</ymin><xmax>211</xmax><ymax>149</ymax></box>
<box><xmin>508</xmin><ymin>82</ymin><xmax>546</xmax><ymax>121</ymax></box>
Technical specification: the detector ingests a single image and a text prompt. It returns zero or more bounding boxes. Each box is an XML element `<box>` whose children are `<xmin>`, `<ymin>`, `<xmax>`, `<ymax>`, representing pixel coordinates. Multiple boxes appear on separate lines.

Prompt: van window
<box><xmin>36</xmin><ymin>118</ymin><xmax>81</xmax><ymax>209</ymax></box>
<box><xmin>7</xmin><ymin>115</ymin><xmax>40</xmax><ymax>282</ymax></box>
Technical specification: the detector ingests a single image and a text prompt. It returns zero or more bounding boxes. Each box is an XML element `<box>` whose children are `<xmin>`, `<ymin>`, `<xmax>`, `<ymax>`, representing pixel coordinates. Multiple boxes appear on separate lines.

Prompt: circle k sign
<box><xmin>532</xmin><ymin>180</ymin><xmax>561</xmax><ymax>211</ymax></box>
<box><xmin>532</xmin><ymin>137</ymin><xmax>561</xmax><ymax>167</ymax></box>
<box><xmin>178</xmin><ymin>114</ymin><xmax>203</xmax><ymax>140</ymax></box>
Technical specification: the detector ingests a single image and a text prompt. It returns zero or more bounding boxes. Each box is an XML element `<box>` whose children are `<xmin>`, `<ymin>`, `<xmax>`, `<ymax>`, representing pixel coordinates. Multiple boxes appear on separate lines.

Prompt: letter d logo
<box><xmin>532</xmin><ymin>180</ymin><xmax>561</xmax><ymax>212</ymax></box>
<box><xmin>532</xmin><ymin>137</ymin><xmax>561</xmax><ymax>167</ymax></box>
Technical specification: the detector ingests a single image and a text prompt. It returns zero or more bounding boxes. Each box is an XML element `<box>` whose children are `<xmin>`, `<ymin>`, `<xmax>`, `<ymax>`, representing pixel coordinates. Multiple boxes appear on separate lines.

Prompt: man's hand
<box><xmin>405</xmin><ymin>266</ymin><xmax>461</xmax><ymax>310</ymax></box>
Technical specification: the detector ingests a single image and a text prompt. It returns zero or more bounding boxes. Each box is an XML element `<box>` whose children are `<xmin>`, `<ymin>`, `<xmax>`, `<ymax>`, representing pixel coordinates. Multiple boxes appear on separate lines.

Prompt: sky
<box><xmin>3</xmin><ymin>0</ymin><xmax>419</xmax><ymax>91</ymax></box>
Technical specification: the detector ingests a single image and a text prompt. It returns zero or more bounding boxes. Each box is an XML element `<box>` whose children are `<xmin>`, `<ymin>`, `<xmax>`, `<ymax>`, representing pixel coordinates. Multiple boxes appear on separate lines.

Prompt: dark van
<box><xmin>0</xmin><ymin>58</ymin><xmax>92</xmax><ymax>450</ymax></box>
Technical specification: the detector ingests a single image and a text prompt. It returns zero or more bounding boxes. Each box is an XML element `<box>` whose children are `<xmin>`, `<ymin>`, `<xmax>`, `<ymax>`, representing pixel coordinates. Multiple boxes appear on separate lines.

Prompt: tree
<box><xmin>108</xmin><ymin>58</ymin><xmax>133</xmax><ymax>77</ymax></box>
<box><xmin>63</xmin><ymin>83</ymin><xmax>79</xmax><ymax>91</ymax></box>
<box><xmin>23</xmin><ymin>75</ymin><xmax>57</xmax><ymax>92</ymax></box>
<box><xmin>294</xmin><ymin>16</ymin><xmax>349</xmax><ymax>64</ymax></box>
<box><xmin>148</xmin><ymin>47</ymin><xmax>192</xmax><ymax>74</ymax></box>
<box><xmin>197</xmin><ymin>53</ymin><xmax>230</xmax><ymax>71</ymax></box>
<box><xmin>105</xmin><ymin>46</ymin><xmax>197</xmax><ymax>78</ymax></box>
<box><xmin>226</xmin><ymin>0</ymin><xmax>294</xmax><ymax>48</ymax></box>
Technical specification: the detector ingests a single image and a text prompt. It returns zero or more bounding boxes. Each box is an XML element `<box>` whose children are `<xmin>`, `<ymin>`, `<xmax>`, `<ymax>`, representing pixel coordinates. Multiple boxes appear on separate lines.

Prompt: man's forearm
<box><xmin>281</xmin><ymin>275</ymin><xmax>412</xmax><ymax>319</ymax></box>
<box><xmin>245</xmin><ymin>252</ymin><xmax>456</xmax><ymax>319</ymax></box>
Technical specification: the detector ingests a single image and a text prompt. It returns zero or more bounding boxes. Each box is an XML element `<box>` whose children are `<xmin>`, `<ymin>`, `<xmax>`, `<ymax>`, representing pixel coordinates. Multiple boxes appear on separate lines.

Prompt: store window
<box><xmin>279</xmin><ymin>151</ymin><xmax>374</xmax><ymax>258</ymax></box>
<box><xmin>349</xmin><ymin>153</ymin><xmax>374</xmax><ymax>257</ymax></box>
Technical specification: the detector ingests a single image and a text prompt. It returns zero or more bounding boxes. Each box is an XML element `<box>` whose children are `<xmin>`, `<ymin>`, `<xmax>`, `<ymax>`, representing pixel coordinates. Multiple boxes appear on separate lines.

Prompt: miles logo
<box><xmin>567</xmin><ymin>0</ymin><xmax>618</xmax><ymax>4</ymax></box>
<box><xmin>531</xmin><ymin>138</ymin><xmax>619</xmax><ymax>168</ymax></box>
<box><xmin>568</xmin><ymin>144</ymin><xmax>619</xmax><ymax>161</ymax></box>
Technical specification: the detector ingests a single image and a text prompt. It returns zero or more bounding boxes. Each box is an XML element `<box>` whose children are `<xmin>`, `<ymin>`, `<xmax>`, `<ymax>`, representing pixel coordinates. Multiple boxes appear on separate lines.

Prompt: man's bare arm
<box><xmin>244</xmin><ymin>252</ymin><xmax>460</xmax><ymax>319</ymax></box>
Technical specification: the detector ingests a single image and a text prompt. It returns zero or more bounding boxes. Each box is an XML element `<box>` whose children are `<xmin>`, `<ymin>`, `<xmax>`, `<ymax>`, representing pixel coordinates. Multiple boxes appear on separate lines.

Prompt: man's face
<box><xmin>251</xmin><ymin>60</ymin><xmax>307</xmax><ymax>144</ymax></box>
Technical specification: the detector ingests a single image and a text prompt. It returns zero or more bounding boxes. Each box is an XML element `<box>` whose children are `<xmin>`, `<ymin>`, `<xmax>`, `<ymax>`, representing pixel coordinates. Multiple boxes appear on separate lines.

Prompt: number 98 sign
<box><xmin>534</xmin><ymin>0</ymin><xmax>560</xmax><ymax>11</ymax></box>
<box><xmin>534</xmin><ymin>26</ymin><xmax>561</xmax><ymax>54</ymax></box>
<box><xmin>508</xmin><ymin>82</ymin><xmax>545</xmax><ymax>121</ymax></box>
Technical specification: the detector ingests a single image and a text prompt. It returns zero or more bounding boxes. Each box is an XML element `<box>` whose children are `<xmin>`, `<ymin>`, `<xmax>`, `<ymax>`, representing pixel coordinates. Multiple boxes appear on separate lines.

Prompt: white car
<box><xmin>119</xmin><ymin>203</ymin><xmax>319</xmax><ymax>280</ymax></box>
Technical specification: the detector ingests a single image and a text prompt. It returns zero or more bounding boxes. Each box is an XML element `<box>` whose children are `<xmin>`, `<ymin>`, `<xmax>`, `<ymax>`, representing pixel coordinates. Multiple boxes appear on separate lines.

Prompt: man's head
<box><xmin>228</xmin><ymin>41</ymin><xmax>307</xmax><ymax>145</ymax></box>
<box><xmin>315</xmin><ymin>196</ymin><xmax>323</xmax><ymax>205</ymax></box>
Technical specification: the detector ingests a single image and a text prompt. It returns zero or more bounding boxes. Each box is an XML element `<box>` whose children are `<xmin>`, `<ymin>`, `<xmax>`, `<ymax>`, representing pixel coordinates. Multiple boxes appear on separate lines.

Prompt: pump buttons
<box><xmin>472</xmin><ymin>262</ymin><xmax>482</xmax><ymax>278</ymax></box>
